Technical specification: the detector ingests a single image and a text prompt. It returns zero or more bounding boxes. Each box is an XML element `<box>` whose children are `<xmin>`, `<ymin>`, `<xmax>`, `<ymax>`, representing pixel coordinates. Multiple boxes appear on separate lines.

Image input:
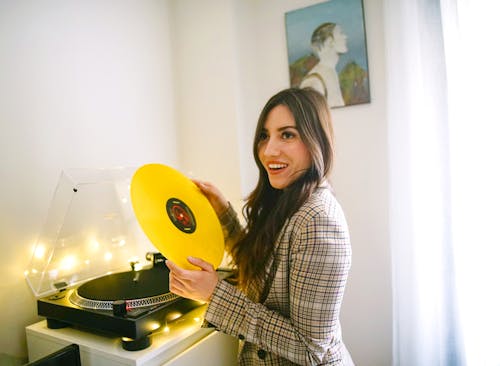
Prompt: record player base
<box><xmin>26</xmin><ymin>315</ymin><xmax>238</xmax><ymax>366</ymax></box>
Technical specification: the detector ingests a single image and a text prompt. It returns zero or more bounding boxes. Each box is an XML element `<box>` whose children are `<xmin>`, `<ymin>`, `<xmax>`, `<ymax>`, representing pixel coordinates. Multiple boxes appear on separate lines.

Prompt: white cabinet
<box><xmin>26</xmin><ymin>314</ymin><xmax>238</xmax><ymax>366</ymax></box>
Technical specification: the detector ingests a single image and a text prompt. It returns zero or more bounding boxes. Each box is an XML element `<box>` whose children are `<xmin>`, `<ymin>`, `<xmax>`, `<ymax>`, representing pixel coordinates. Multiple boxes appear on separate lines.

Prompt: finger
<box><xmin>192</xmin><ymin>179</ymin><xmax>203</xmax><ymax>189</ymax></box>
<box><xmin>166</xmin><ymin>260</ymin><xmax>187</xmax><ymax>277</ymax></box>
<box><xmin>192</xmin><ymin>179</ymin><xmax>209</xmax><ymax>194</ymax></box>
<box><xmin>169</xmin><ymin>260</ymin><xmax>205</xmax><ymax>285</ymax></box>
<box><xmin>187</xmin><ymin>256</ymin><xmax>215</xmax><ymax>272</ymax></box>
<box><xmin>165</xmin><ymin>259</ymin><xmax>179</xmax><ymax>272</ymax></box>
<box><xmin>193</xmin><ymin>180</ymin><xmax>218</xmax><ymax>198</ymax></box>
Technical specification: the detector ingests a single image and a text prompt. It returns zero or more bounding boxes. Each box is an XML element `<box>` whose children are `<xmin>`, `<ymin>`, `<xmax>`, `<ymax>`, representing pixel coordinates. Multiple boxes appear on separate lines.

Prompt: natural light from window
<box><xmin>443</xmin><ymin>1</ymin><xmax>500</xmax><ymax>364</ymax></box>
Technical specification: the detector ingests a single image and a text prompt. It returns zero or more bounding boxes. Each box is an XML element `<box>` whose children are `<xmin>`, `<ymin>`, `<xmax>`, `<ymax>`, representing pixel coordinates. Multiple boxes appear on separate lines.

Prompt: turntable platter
<box><xmin>69</xmin><ymin>266</ymin><xmax>178</xmax><ymax>310</ymax></box>
<box><xmin>77</xmin><ymin>267</ymin><xmax>169</xmax><ymax>301</ymax></box>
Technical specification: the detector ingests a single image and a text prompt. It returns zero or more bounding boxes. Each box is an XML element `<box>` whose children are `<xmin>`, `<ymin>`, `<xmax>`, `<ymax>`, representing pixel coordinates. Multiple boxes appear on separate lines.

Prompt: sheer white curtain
<box><xmin>441</xmin><ymin>1</ymin><xmax>500</xmax><ymax>365</ymax></box>
<box><xmin>385</xmin><ymin>0</ymin><xmax>500</xmax><ymax>365</ymax></box>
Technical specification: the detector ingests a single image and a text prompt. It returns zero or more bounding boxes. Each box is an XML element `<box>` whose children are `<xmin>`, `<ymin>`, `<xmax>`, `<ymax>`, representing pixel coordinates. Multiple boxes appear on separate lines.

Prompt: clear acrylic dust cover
<box><xmin>25</xmin><ymin>167</ymin><xmax>155</xmax><ymax>298</ymax></box>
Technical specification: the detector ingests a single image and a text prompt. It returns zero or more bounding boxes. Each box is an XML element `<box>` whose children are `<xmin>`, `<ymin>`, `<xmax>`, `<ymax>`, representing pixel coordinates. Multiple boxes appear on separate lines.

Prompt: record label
<box><xmin>166</xmin><ymin>198</ymin><xmax>196</xmax><ymax>234</ymax></box>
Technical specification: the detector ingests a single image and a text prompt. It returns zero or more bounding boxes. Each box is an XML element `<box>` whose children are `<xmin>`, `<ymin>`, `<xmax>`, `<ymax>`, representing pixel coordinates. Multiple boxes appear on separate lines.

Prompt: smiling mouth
<box><xmin>268</xmin><ymin>163</ymin><xmax>288</xmax><ymax>171</ymax></box>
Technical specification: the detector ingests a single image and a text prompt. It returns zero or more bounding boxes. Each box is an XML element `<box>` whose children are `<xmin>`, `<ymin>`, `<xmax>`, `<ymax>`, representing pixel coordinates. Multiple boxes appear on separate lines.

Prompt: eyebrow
<box><xmin>262</xmin><ymin>125</ymin><xmax>298</xmax><ymax>132</ymax></box>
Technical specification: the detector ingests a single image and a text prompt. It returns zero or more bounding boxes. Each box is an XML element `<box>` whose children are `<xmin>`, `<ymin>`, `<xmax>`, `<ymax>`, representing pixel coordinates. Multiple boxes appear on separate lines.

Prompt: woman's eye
<box><xmin>282</xmin><ymin>131</ymin><xmax>296</xmax><ymax>140</ymax></box>
<box><xmin>258</xmin><ymin>132</ymin><xmax>268</xmax><ymax>141</ymax></box>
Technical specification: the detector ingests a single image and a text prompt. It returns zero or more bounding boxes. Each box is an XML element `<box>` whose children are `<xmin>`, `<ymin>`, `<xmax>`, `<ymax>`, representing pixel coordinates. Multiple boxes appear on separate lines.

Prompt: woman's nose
<box><xmin>263</xmin><ymin>137</ymin><xmax>280</xmax><ymax>156</ymax></box>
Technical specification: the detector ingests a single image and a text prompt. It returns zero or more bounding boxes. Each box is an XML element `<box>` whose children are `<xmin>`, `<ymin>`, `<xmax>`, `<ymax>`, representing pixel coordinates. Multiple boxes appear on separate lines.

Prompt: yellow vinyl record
<box><xmin>130</xmin><ymin>164</ymin><xmax>224</xmax><ymax>270</ymax></box>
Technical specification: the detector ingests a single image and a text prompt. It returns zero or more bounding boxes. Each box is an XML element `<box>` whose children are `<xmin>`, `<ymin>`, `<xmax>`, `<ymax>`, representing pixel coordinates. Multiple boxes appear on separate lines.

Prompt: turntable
<box><xmin>25</xmin><ymin>167</ymin><xmax>222</xmax><ymax>351</ymax></box>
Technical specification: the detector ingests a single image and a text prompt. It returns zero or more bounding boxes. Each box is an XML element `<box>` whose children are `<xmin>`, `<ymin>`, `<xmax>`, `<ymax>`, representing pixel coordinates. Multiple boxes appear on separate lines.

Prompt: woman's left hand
<box><xmin>166</xmin><ymin>256</ymin><xmax>219</xmax><ymax>303</ymax></box>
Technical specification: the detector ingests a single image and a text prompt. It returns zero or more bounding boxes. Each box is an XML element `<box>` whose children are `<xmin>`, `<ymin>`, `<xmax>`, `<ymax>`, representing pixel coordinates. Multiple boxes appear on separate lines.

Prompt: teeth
<box><xmin>269</xmin><ymin>163</ymin><xmax>287</xmax><ymax>170</ymax></box>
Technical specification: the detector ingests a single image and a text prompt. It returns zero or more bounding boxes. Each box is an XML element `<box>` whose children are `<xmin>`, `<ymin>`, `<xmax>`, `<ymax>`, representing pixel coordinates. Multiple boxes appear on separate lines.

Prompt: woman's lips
<box><xmin>266</xmin><ymin>162</ymin><xmax>288</xmax><ymax>174</ymax></box>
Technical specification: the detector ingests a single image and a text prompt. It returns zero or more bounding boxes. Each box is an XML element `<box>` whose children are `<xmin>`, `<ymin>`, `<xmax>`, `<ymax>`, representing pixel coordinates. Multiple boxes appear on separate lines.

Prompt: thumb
<box><xmin>187</xmin><ymin>256</ymin><xmax>214</xmax><ymax>272</ymax></box>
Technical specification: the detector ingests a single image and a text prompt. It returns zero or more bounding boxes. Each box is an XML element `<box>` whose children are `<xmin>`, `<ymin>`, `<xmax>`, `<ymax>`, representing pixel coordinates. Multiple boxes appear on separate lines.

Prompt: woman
<box><xmin>166</xmin><ymin>88</ymin><xmax>354</xmax><ymax>365</ymax></box>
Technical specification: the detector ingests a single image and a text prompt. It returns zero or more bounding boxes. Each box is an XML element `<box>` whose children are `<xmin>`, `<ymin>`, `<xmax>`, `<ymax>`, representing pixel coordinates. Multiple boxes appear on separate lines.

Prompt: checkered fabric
<box><xmin>205</xmin><ymin>186</ymin><xmax>354</xmax><ymax>365</ymax></box>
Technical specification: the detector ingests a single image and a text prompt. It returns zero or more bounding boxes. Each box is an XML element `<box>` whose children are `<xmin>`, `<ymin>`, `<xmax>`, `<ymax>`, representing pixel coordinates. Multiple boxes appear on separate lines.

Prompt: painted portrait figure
<box><xmin>286</xmin><ymin>0</ymin><xmax>370</xmax><ymax>109</ymax></box>
<box><xmin>300</xmin><ymin>23</ymin><xmax>348</xmax><ymax>108</ymax></box>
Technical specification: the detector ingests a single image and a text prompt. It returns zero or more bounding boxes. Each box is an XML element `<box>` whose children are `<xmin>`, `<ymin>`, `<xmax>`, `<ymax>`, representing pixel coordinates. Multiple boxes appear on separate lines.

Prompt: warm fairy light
<box><xmin>34</xmin><ymin>244</ymin><xmax>46</xmax><ymax>259</ymax></box>
<box><xmin>84</xmin><ymin>259</ymin><xmax>90</xmax><ymax>265</ymax></box>
<box><xmin>111</xmin><ymin>236</ymin><xmax>126</xmax><ymax>247</ymax></box>
<box><xmin>89</xmin><ymin>239</ymin><xmax>100</xmax><ymax>251</ymax></box>
<box><xmin>121</xmin><ymin>197</ymin><xmax>128</xmax><ymax>204</ymax></box>
<box><xmin>48</xmin><ymin>269</ymin><xmax>58</xmax><ymax>279</ymax></box>
<box><xmin>163</xmin><ymin>326</ymin><xmax>170</xmax><ymax>333</ymax></box>
<box><xmin>168</xmin><ymin>311</ymin><xmax>182</xmax><ymax>321</ymax></box>
<box><xmin>149</xmin><ymin>322</ymin><xmax>161</xmax><ymax>331</ymax></box>
<box><xmin>104</xmin><ymin>252</ymin><xmax>112</xmax><ymax>261</ymax></box>
<box><xmin>194</xmin><ymin>317</ymin><xmax>201</xmax><ymax>323</ymax></box>
<box><xmin>60</xmin><ymin>255</ymin><xmax>76</xmax><ymax>271</ymax></box>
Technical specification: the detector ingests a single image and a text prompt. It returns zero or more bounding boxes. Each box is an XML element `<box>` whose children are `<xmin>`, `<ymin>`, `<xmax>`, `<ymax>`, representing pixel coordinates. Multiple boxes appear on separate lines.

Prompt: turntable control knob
<box><xmin>112</xmin><ymin>300</ymin><xmax>127</xmax><ymax>317</ymax></box>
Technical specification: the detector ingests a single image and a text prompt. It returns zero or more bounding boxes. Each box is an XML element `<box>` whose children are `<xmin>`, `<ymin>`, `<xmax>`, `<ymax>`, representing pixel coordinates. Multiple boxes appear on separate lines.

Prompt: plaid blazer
<box><xmin>204</xmin><ymin>185</ymin><xmax>353</xmax><ymax>365</ymax></box>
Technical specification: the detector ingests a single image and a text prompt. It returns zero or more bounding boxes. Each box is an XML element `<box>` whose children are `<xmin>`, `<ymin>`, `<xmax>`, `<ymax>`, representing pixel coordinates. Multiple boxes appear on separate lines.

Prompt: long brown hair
<box><xmin>231</xmin><ymin>88</ymin><xmax>334</xmax><ymax>291</ymax></box>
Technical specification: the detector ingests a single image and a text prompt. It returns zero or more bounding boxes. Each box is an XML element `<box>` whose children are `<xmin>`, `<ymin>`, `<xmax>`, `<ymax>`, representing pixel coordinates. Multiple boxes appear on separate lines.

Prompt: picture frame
<box><xmin>285</xmin><ymin>0</ymin><xmax>370</xmax><ymax>109</ymax></box>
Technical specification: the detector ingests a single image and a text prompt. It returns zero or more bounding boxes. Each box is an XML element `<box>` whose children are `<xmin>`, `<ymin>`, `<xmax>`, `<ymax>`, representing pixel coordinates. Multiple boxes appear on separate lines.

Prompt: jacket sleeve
<box><xmin>204</xmin><ymin>202</ymin><xmax>352</xmax><ymax>365</ymax></box>
<box><xmin>217</xmin><ymin>202</ymin><xmax>242</xmax><ymax>252</ymax></box>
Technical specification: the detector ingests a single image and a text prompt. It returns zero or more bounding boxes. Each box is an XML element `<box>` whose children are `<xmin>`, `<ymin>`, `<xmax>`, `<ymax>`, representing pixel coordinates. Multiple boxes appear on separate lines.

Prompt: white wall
<box><xmin>169</xmin><ymin>0</ymin><xmax>244</xmax><ymax>210</ymax></box>
<box><xmin>1</xmin><ymin>0</ymin><xmax>392</xmax><ymax>364</ymax></box>
<box><xmin>0</xmin><ymin>0</ymin><xmax>177</xmax><ymax>359</ymax></box>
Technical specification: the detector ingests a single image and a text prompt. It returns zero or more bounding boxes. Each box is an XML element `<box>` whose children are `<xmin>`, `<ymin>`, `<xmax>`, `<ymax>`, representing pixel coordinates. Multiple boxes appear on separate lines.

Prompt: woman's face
<box><xmin>258</xmin><ymin>105</ymin><xmax>312</xmax><ymax>189</ymax></box>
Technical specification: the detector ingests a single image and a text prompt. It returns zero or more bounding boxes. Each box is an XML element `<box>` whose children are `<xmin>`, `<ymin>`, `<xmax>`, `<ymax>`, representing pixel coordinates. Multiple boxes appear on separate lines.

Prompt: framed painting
<box><xmin>285</xmin><ymin>0</ymin><xmax>370</xmax><ymax>109</ymax></box>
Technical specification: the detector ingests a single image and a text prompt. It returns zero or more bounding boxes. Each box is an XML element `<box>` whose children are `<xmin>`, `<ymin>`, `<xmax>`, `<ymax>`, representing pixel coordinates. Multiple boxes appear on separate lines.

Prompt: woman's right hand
<box><xmin>192</xmin><ymin>179</ymin><xmax>229</xmax><ymax>217</ymax></box>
